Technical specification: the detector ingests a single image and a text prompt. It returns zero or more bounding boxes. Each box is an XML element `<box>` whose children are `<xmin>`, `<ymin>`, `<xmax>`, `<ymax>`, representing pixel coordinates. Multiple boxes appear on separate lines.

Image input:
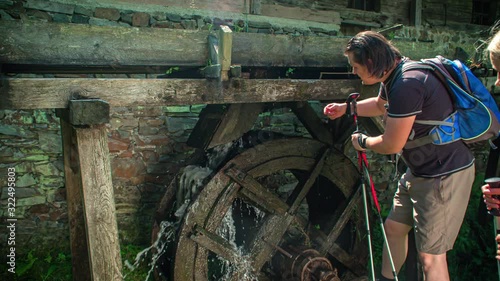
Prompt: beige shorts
<box><xmin>387</xmin><ymin>164</ymin><xmax>475</xmax><ymax>255</ymax></box>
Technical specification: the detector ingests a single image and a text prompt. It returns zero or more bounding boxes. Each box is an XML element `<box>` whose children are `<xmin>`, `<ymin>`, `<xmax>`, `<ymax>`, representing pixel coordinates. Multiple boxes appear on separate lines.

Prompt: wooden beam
<box><xmin>59</xmin><ymin>111</ymin><xmax>92</xmax><ymax>281</ymax></box>
<box><xmin>0</xmin><ymin>20</ymin><xmax>208</xmax><ymax>67</ymax></box>
<box><xmin>0</xmin><ymin>78</ymin><xmax>378</xmax><ymax>109</ymax></box>
<box><xmin>289</xmin><ymin>101</ymin><xmax>334</xmax><ymax>146</ymax></box>
<box><xmin>410</xmin><ymin>0</ymin><xmax>422</xmax><ymax>27</ymax></box>
<box><xmin>187</xmin><ymin>103</ymin><xmax>263</xmax><ymax>149</ymax></box>
<box><xmin>59</xmin><ymin>108</ymin><xmax>122</xmax><ymax>280</ymax></box>
<box><xmin>218</xmin><ymin>25</ymin><xmax>233</xmax><ymax>81</ymax></box>
<box><xmin>250</xmin><ymin>0</ymin><xmax>262</xmax><ymax>14</ymax></box>
<box><xmin>76</xmin><ymin>124</ymin><xmax>122</xmax><ymax>281</ymax></box>
<box><xmin>69</xmin><ymin>99</ymin><xmax>110</xmax><ymax>125</ymax></box>
<box><xmin>0</xmin><ymin>20</ymin><xmax>459</xmax><ymax>70</ymax></box>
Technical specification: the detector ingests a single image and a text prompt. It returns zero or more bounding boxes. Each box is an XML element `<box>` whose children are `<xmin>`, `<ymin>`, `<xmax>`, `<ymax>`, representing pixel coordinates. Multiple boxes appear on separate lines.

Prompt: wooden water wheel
<box><xmin>152</xmin><ymin>102</ymin><xmax>371</xmax><ymax>281</ymax></box>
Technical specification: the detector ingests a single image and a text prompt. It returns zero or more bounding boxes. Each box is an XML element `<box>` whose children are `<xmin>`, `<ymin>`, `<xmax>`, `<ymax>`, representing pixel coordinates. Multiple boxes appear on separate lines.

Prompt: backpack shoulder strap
<box><xmin>400</xmin><ymin>57</ymin><xmax>457</xmax><ymax>125</ymax></box>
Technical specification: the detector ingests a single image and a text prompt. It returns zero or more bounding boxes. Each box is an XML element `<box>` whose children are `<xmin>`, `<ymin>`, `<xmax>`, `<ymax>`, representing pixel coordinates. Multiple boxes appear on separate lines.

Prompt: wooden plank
<box><xmin>190</xmin><ymin>225</ymin><xmax>240</xmax><ymax>264</ymax></box>
<box><xmin>328</xmin><ymin>242</ymin><xmax>367</xmax><ymax>274</ymax></box>
<box><xmin>59</xmin><ymin>110</ymin><xmax>92</xmax><ymax>281</ymax></box>
<box><xmin>225</xmin><ymin>167</ymin><xmax>289</xmax><ymax>215</ymax></box>
<box><xmin>187</xmin><ymin>103</ymin><xmax>262</xmax><ymax>149</ymax></box>
<box><xmin>76</xmin><ymin>125</ymin><xmax>122</xmax><ymax>281</ymax></box>
<box><xmin>0</xmin><ymin>78</ymin><xmax>377</xmax><ymax>109</ymax></box>
<box><xmin>0</xmin><ymin>20</ymin><xmax>460</xmax><ymax>69</ymax></box>
<box><xmin>0</xmin><ymin>20</ymin><xmax>208</xmax><ymax>67</ymax></box>
<box><xmin>232</xmin><ymin>32</ymin><xmax>349</xmax><ymax>67</ymax></box>
<box><xmin>208</xmin><ymin>103</ymin><xmax>263</xmax><ymax>148</ymax></box>
<box><xmin>320</xmin><ymin>189</ymin><xmax>362</xmax><ymax>254</ymax></box>
<box><xmin>288</xmin><ymin>147</ymin><xmax>329</xmax><ymax>213</ymax></box>
<box><xmin>218</xmin><ymin>25</ymin><xmax>233</xmax><ymax>81</ymax></box>
<box><xmin>410</xmin><ymin>0</ymin><xmax>422</xmax><ymax>27</ymax></box>
<box><xmin>289</xmin><ymin>101</ymin><xmax>334</xmax><ymax>146</ymax></box>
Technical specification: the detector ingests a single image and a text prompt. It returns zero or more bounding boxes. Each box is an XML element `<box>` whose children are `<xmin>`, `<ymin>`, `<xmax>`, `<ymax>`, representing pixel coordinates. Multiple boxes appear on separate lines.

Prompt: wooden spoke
<box><xmin>168</xmin><ymin>138</ymin><xmax>366</xmax><ymax>281</ymax></box>
<box><xmin>190</xmin><ymin>225</ymin><xmax>241</xmax><ymax>264</ymax></box>
<box><xmin>288</xmin><ymin>147</ymin><xmax>329</xmax><ymax>214</ymax></box>
<box><xmin>225</xmin><ymin>166</ymin><xmax>289</xmax><ymax>215</ymax></box>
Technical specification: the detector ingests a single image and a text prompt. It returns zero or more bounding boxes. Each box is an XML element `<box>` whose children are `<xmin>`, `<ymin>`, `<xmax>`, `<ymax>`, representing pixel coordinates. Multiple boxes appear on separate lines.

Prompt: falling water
<box><xmin>123</xmin><ymin>141</ymin><xmax>240</xmax><ymax>280</ymax></box>
<box><xmin>123</xmin><ymin>220</ymin><xmax>177</xmax><ymax>281</ymax></box>
<box><xmin>213</xmin><ymin>204</ymin><xmax>264</xmax><ymax>281</ymax></box>
<box><xmin>124</xmin><ymin>139</ymin><xmax>283</xmax><ymax>280</ymax></box>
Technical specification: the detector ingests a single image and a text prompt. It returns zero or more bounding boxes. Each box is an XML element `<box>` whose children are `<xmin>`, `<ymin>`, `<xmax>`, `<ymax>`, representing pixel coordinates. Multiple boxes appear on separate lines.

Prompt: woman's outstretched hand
<box><xmin>324</xmin><ymin>103</ymin><xmax>347</xmax><ymax>120</ymax></box>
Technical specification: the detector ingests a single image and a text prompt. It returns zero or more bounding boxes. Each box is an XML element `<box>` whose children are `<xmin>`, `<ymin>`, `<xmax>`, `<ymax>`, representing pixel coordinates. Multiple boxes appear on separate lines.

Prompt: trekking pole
<box><xmin>346</xmin><ymin>93</ymin><xmax>399</xmax><ymax>281</ymax></box>
<box><xmin>494</xmin><ymin>218</ymin><xmax>500</xmax><ymax>281</ymax></box>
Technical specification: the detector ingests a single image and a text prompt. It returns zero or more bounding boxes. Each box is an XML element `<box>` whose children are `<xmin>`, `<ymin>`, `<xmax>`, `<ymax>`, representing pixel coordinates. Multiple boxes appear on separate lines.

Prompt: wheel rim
<box><xmin>172</xmin><ymin>138</ymin><xmax>367</xmax><ymax>281</ymax></box>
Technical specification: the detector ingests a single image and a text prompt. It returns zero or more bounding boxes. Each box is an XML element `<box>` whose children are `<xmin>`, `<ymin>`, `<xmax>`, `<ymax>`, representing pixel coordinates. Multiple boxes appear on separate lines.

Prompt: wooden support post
<box><xmin>250</xmin><ymin>0</ymin><xmax>262</xmax><ymax>15</ymax></box>
<box><xmin>59</xmin><ymin>99</ymin><xmax>122</xmax><ymax>281</ymax></box>
<box><xmin>410</xmin><ymin>0</ymin><xmax>422</xmax><ymax>27</ymax></box>
<box><xmin>218</xmin><ymin>25</ymin><xmax>233</xmax><ymax>81</ymax></box>
<box><xmin>59</xmin><ymin>109</ymin><xmax>92</xmax><ymax>281</ymax></box>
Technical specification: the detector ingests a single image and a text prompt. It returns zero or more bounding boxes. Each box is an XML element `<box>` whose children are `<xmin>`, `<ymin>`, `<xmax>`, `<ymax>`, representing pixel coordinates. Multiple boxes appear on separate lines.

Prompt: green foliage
<box><xmin>1</xmin><ymin>244</ymin><xmax>153</xmax><ymax>281</ymax></box>
<box><xmin>234</xmin><ymin>25</ymin><xmax>244</xmax><ymax>32</ymax></box>
<box><xmin>16</xmin><ymin>251</ymin><xmax>38</xmax><ymax>277</ymax></box>
<box><xmin>386</xmin><ymin>31</ymin><xmax>395</xmax><ymax>40</ymax></box>
<box><xmin>1</xmin><ymin>250</ymin><xmax>72</xmax><ymax>281</ymax></box>
<box><xmin>121</xmin><ymin>244</ymin><xmax>150</xmax><ymax>280</ymax></box>
<box><xmin>165</xmin><ymin>66</ymin><xmax>180</xmax><ymax>75</ymax></box>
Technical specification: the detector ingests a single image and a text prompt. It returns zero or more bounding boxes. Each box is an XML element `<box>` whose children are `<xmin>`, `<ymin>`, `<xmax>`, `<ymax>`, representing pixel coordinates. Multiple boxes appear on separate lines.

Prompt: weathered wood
<box><xmin>59</xmin><ymin>110</ymin><xmax>123</xmax><ymax>280</ymax></box>
<box><xmin>0</xmin><ymin>78</ymin><xmax>378</xmax><ymax>109</ymax></box>
<box><xmin>288</xmin><ymin>147</ymin><xmax>328</xmax><ymax>213</ymax></box>
<box><xmin>59</xmin><ymin>110</ymin><xmax>92</xmax><ymax>281</ymax></box>
<box><xmin>328</xmin><ymin>242</ymin><xmax>367</xmax><ymax>274</ymax></box>
<box><xmin>250</xmin><ymin>0</ymin><xmax>262</xmax><ymax>14</ymax></box>
<box><xmin>185</xmin><ymin>103</ymin><xmax>266</xmax><ymax>151</ymax></box>
<box><xmin>342</xmin><ymin>19</ymin><xmax>381</xmax><ymax>28</ymax></box>
<box><xmin>76</xmin><ymin>124</ymin><xmax>122</xmax><ymax>281</ymax></box>
<box><xmin>208</xmin><ymin>103</ymin><xmax>263</xmax><ymax>148</ymax></box>
<box><xmin>219</xmin><ymin>25</ymin><xmax>233</xmax><ymax>81</ymax></box>
<box><xmin>190</xmin><ymin>225</ymin><xmax>240</xmax><ymax>264</ymax></box>
<box><xmin>319</xmin><ymin>189</ymin><xmax>362</xmax><ymax>254</ymax></box>
<box><xmin>410</xmin><ymin>0</ymin><xmax>422</xmax><ymax>26</ymax></box>
<box><xmin>225</xmin><ymin>167</ymin><xmax>289</xmax><ymax>215</ymax></box>
<box><xmin>186</xmin><ymin>104</ymin><xmax>227</xmax><ymax>148</ymax></box>
<box><xmin>0</xmin><ymin>20</ymin><xmax>207</xmax><ymax>67</ymax></box>
<box><xmin>0</xmin><ymin>20</ymin><xmax>459</xmax><ymax>70</ymax></box>
<box><xmin>289</xmin><ymin>101</ymin><xmax>334</xmax><ymax>146</ymax></box>
<box><xmin>69</xmin><ymin>99</ymin><xmax>110</xmax><ymax>125</ymax></box>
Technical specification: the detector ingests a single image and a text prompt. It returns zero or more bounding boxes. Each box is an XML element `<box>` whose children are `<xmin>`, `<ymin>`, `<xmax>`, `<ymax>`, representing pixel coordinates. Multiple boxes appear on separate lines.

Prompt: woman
<box><xmin>324</xmin><ymin>31</ymin><xmax>476</xmax><ymax>281</ymax></box>
<box><xmin>481</xmin><ymin>29</ymin><xmax>500</xmax><ymax>260</ymax></box>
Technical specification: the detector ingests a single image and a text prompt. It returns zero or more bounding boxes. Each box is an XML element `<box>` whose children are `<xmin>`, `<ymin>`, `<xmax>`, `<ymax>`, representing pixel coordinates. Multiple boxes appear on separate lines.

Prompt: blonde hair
<box><xmin>488</xmin><ymin>30</ymin><xmax>500</xmax><ymax>59</ymax></box>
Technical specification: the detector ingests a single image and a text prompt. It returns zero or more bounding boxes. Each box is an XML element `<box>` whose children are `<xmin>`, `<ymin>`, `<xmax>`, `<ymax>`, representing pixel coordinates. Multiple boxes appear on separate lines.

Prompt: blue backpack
<box><xmin>401</xmin><ymin>55</ymin><xmax>500</xmax><ymax>149</ymax></box>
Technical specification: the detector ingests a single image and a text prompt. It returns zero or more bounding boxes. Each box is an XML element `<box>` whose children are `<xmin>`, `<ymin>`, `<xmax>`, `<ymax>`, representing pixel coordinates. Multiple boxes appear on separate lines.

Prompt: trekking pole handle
<box><xmin>346</xmin><ymin>92</ymin><xmax>360</xmax><ymax>116</ymax></box>
<box><xmin>346</xmin><ymin>92</ymin><xmax>361</xmax><ymax>130</ymax></box>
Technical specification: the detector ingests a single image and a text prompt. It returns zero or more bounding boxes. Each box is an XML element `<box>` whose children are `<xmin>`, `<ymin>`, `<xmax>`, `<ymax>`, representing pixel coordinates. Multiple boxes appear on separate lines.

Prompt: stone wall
<box><xmin>0</xmin><ymin>0</ymin><xmax>497</xmax><ymax>258</ymax></box>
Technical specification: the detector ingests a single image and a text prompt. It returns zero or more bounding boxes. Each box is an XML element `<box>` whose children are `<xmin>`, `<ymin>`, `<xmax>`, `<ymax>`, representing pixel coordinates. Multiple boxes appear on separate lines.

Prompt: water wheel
<box><xmin>152</xmin><ymin>134</ymin><xmax>369</xmax><ymax>281</ymax></box>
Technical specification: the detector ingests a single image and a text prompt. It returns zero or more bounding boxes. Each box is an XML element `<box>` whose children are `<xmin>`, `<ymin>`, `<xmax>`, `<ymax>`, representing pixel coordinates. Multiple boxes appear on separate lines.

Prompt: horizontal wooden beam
<box><xmin>0</xmin><ymin>20</ymin><xmax>458</xmax><ymax>70</ymax></box>
<box><xmin>0</xmin><ymin>20</ymin><xmax>208</xmax><ymax>67</ymax></box>
<box><xmin>0</xmin><ymin>78</ymin><xmax>378</xmax><ymax>109</ymax></box>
